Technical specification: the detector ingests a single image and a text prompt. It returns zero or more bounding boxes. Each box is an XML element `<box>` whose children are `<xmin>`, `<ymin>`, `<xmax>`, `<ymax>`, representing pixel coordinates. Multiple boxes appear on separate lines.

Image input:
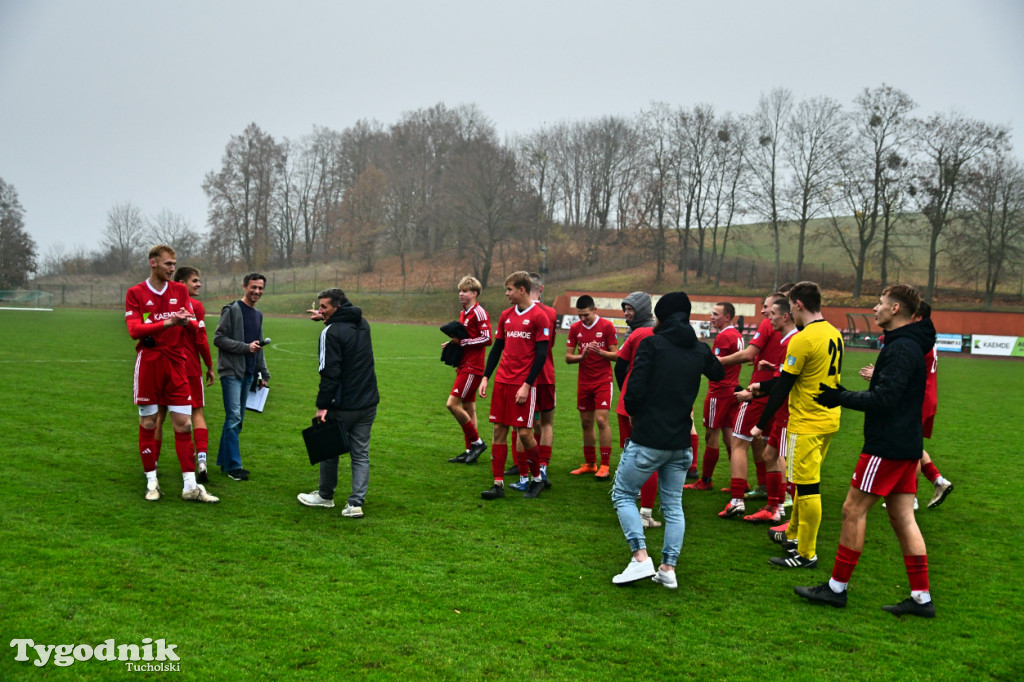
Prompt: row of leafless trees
<box><xmin>40</xmin><ymin>85</ymin><xmax>1024</xmax><ymax>304</ymax></box>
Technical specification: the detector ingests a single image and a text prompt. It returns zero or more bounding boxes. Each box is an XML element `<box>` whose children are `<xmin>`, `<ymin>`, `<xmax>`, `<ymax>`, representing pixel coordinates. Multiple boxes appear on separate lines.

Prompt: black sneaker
<box><xmin>227</xmin><ymin>469</ymin><xmax>249</xmax><ymax>481</ymax></box>
<box><xmin>504</xmin><ymin>464</ymin><xmax>520</xmax><ymax>477</ymax></box>
<box><xmin>769</xmin><ymin>529</ymin><xmax>789</xmax><ymax>544</ymax></box>
<box><xmin>769</xmin><ymin>553</ymin><xmax>817</xmax><ymax>568</ymax></box>
<box><xmin>463</xmin><ymin>441</ymin><xmax>487</xmax><ymax>464</ymax></box>
<box><xmin>448</xmin><ymin>451</ymin><xmax>470</xmax><ymax>463</ymax></box>
<box><xmin>795</xmin><ymin>582</ymin><xmax>847</xmax><ymax>608</ymax></box>
<box><xmin>781</xmin><ymin>538</ymin><xmax>799</xmax><ymax>553</ymax></box>
<box><xmin>523</xmin><ymin>480</ymin><xmax>545</xmax><ymax>498</ymax></box>
<box><xmin>481</xmin><ymin>483</ymin><xmax>505</xmax><ymax>500</ymax></box>
<box><xmin>882</xmin><ymin>597</ymin><xmax>935</xmax><ymax>618</ymax></box>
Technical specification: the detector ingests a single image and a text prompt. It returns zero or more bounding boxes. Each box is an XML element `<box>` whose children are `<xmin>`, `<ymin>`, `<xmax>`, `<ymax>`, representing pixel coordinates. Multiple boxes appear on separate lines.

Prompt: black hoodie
<box><xmin>624</xmin><ymin>312</ymin><xmax>724</xmax><ymax>450</ymax></box>
<box><xmin>316</xmin><ymin>303</ymin><xmax>380</xmax><ymax>412</ymax></box>
<box><xmin>833</xmin><ymin>317</ymin><xmax>936</xmax><ymax>460</ymax></box>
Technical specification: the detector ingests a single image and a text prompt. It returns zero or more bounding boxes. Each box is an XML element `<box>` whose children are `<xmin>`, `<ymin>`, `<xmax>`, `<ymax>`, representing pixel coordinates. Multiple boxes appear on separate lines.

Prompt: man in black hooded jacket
<box><xmin>610</xmin><ymin>292</ymin><xmax>724</xmax><ymax>588</ymax></box>
<box><xmin>297</xmin><ymin>288</ymin><xmax>380</xmax><ymax>519</ymax></box>
<box><xmin>795</xmin><ymin>284</ymin><xmax>937</xmax><ymax>617</ymax></box>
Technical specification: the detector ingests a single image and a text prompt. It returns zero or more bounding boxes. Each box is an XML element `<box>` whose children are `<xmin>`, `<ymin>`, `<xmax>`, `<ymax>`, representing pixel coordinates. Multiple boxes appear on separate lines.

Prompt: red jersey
<box><xmin>922</xmin><ymin>346</ymin><xmax>938</xmax><ymax>419</ymax></box>
<box><xmin>707</xmin><ymin>326</ymin><xmax>743</xmax><ymax>398</ymax></box>
<box><xmin>125</xmin><ymin>280</ymin><xmax>193</xmax><ymax>361</ymax></box>
<box><xmin>615</xmin><ymin>326</ymin><xmax>655</xmax><ymax>417</ymax></box>
<box><xmin>567</xmin><ymin>316</ymin><xmax>617</xmax><ymax>386</ymax></box>
<box><xmin>458</xmin><ymin>302</ymin><xmax>492</xmax><ymax>374</ymax></box>
<box><xmin>772</xmin><ymin>328</ymin><xmax>799</xmax><ymax>423</ymax></box>
<box><xmin>494</xmin><ymin>303</ymin><xmax>553</xmax><ymax>385</ymax></box>
<box><xmin>749</xmin><ymin>318</ymin><xmax>783</xmax><ymax>384</ymax></box>
<box><xmin>536</xmin><ymin>301</ymin><xmax>557</xmax><ymax>386</ymax></box>
<box><xmin>182</xmin><ymin>296</ymin><xmax>214</xmax><ymax>378</ymax></box>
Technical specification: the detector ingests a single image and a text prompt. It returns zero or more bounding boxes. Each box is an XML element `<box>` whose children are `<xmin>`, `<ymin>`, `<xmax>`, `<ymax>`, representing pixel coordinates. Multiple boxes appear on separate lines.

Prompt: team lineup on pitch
<box><xmin>128</xmin><ymin>247</ymin><xmax>952</xmax><ymax>618</ymax></box>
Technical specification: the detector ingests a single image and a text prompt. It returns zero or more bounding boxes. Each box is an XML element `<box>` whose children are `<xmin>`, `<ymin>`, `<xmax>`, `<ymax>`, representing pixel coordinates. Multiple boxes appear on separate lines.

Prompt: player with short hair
<box><xmin>741</xmin><ymin>297</ymin><xmax>798</xmax><ymax>523</ymax></box>
<box><xmin>752</xmin><ymin>281</ymin><xmax>843</xmax><ymax>568</ymax></box>
<box><xmin>685</xmin><ymin>302</ymin><xmax>743</xmax><ymax>492</ymax></box>
<box><xmin>477</xmin><ymin>271</ymin><xmax>552</xmax><ymax>499</ymax></box>
<box><xmin>566</xmin><ymin>294</ymin><xmax>619</xmax><ymax>480</ymax></box>
<box><xmin>445</xmin><ymin>275</ymin><xmax>491</xmax><ymax>464</ymax></box>
<box><xmin>714</xmin><ymin>293</ymin><xmax>785</xmax><ymax>518</ymax></box>
<box><xmin>796</xmin><ymin>284</ymin><xmax>937</xmax><ymax>617</ymax></box>
<box><xmin>124</xmin><ymin>245</ymin><xmax>218</xmax><ymax>503</ymax></box>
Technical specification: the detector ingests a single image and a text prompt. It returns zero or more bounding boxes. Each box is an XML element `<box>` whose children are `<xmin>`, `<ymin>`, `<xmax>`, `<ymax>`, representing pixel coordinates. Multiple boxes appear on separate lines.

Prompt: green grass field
<box><xmin>1</xmin><ymin>309</ymin><xmax>1021</xmax><ymax>680</ymax></box>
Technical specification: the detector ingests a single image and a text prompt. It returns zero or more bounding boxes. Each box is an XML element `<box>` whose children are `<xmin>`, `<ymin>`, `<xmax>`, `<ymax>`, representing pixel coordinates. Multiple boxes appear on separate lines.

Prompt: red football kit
<box><xmin>182</xmin><ymin>296</ymin><xmax>214</xmax><ymax>408</ymax></box>
<box><xmin>703</xmin><ymin>326</ymin><xmax>743</xmax><ymax>430</ymax></box>
<box><xmin>922</xmin><ymin>347</ymin><xmax>938</xmax><ymax>438</ymax></box>
<box><xmin>733</xmin><ymin>319</ymin><xmax>782</xmax><ymax>438</ymax></box>
<box><xmin>451</xmin><ymin>302</ymin><xmax>491</xmax><ymax>404</ymax></box>
<box><xmin>767</xmin><ymin>328</ymin><xmax>799</xmax><ymax>450</ymax></box>
<box><xmin>535</xmin><ymin>302</ymin><xmax>558</xmax><ymax>412</ymax></box>
<box><xmin>125</xmin><ymin>279</ymin><xmax>194</xmax><ymax>408</ymax></box>
<box><xmin>615</xmin><ymin>326</ymin><xmax>655</xmax><ymax>419</ymax></box>
<box><xmin>489</xmin><ymin>303</ymin><xmax>552</xmax><ymax>428</ymax></box>
<box><xmin>567</xmin><ymin>316</ymin><xmax>617</xmax><ymax>412</ymax></box>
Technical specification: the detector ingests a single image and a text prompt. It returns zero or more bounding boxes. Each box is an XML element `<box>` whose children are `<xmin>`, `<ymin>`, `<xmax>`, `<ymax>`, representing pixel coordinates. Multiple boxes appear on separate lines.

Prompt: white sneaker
<box><xmin>652</xmin><ymin>568</ymin><xmax>678</xmax><ymax>589</ymax></box>
<box><xmin>612</xmin><ymin>557</ymin><xmax>656</xmax><ymax>585</ymax></box>
<box><xmin>297</xmin><ymin>491</ymin><xmax>335</xmax><ymax>508</ymax></box>
<box><xmin>341</xmin><ymin>503</ymin><xmax>364</xmax><ymax>518</ymax></box>
<box><xmin>145</xmin><ymin>479</ymin><xmax>161</xmax><ymax>501</ymax></box>
<box><xmin>640</xmin><ymin>510</ymin><xmax>662</xmax><ymax>528</ymax></box>
<box><xmin>783</xmin><ymin>492</ymin><xmax>793</xmax><ymax>509</ymax></box>
<box><xmin>928</xmin><ymin>480</ymin><xmax>953</xmax><ymax>509</ymax></box>
<box><xmin>182</xmin><ymin>484</ymin><xmax>219</xmax><ymax>503</ymax></box>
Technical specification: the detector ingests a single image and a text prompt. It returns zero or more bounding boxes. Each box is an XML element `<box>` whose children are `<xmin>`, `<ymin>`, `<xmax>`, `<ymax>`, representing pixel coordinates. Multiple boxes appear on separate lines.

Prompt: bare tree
<box><xmin>338</xmin><ymin>165</ymin><xmax>388</xmax><ymax>272</ymax></box>
<box><xmin>675</xmin><ymin>103</ymin><xmax>718</xmax><ymax>277</ymax></box>
<box><xmin>748</xmin><ymin>88</ymin><xmax>793</xmax><ymax>289</ymax></box>
<box><xmin>148</xmin><ymin>209</ymin><xmax>201</xmax><ymax>261</ymax></box>
<box><xmin>102</xmin><ymin>201</ymin><xmax>147</xmax><ymax>272</ymax></box>
<box><xmin>823</xmin><ymin>86</ymin><xmax>915</xmax><ymax>297</ymax></box>
<box><xmin>202</xmin><ymin>123</ymin><xmax>286</xmax><ymax>269</ymax></box>
<box><xmin>708</xmin><ymin>115</ymin><xmax>752</xmax><ymax>287</ymax></box>
<box><xmin>948</xmin><ymin>152</ymin><xmax>1024</xmax><ymax>307</ymax></box>
<box><xmin>0</xmin><ymin>178</ymin><xmax>37</xmax><ymax>288</ymax></box>
<box><xmin>784</xmin><ymin>96</ymin><xmax>848</xmax><ymax>281</ymax></box>
<box><xmin>911</xmin><ymin>112</ymin><xmax>1010</xmax><ymax>300</ymax></box>
<box><xmin>632</xmin><ymin>103</ymin><xmax>680</xmax><ymax>281</ymax></box>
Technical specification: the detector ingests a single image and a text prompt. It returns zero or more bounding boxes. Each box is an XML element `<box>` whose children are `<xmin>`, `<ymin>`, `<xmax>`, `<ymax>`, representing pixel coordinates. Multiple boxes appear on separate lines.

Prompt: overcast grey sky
<box><xmin>2</xmin><ymin>0</ymin><xmax>1022</xmax><ymax>261</ymax></box>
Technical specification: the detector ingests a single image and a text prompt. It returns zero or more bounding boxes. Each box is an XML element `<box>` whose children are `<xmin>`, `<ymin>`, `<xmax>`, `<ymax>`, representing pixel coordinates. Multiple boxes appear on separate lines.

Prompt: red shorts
<box><xmin>851</xmin><ymin>454</ymin><xmax>919</xmax><ymax>496</ymax></box>
<box><xmin>768</xmin><ymin>416</ymin><xmax>789</xmax><ymax>451</ymax></box>
<box><xmin>188</xmin><ymin>375</ymin><xmax>205</xmax><ymax>409</ymax></box>
<box><xmin>732</xmin><ymin>397</ymin><xmax>767</xmax><ymax>439</ymax></box>
<box><xmin>577</xmin><ymin>381</ymin><xmax>613</xmax><ymax>412</ymax></box>
<box><xmin>488</xmin><ymin>382</ymin><xmax>536</xmax><ymax>428</ymax></box>
<box><xmin>450</xmin><ymin>371</ymin><xmax>482</xmax><ymax>404</ymax></box>
<box><xmin>134</xmin><ymin>351</ymin><xmax>191</xmax><ymax>407</ymax></box>
<box><xmin>618</xmin><ymin>413</ymin><xmax>632</xmax><ymax>448</ymax></box>
<box><xmin>703</xmin><ymin>395</ymin><xmax>739</xmax><ymax>431</ymax></box>
<box><xmin>535</xmin><ymin>383</ymin><xmax>556</xmax><ymax>412</ymax></box>
<box><xmin>922</xmin><ymin>415</ymin><xmax>934</xmax><ymax>439</ymax></box>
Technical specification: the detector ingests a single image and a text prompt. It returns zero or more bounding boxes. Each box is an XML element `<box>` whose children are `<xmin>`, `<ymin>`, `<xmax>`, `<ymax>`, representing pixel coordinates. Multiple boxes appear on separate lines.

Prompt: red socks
<box><xmin>138</xmin><ymin>426</ymin><xmax>157</xmax><ymax>472</ymax></box>
<box><xmin>766</xmin><ymin>472</ymin><xmax>784</xmax><ymax>509</ymax></box>
<box><xmin>730</xmin><ymin>477</ymin><xmax>747</xmax><ymax>499</ymax></box>
<box><xmin>583</xmin><ymin>446</ymin><xmax>596</xmax><ymax>465</ymax></box>
<box><xmin>905</xmin><ymin>555</ymin><xmax>930</xmax><ymax>592</ymax></box>
<box><xmin>755</xmin><ymin>459</ymin><xmax>766</xmax><ymax>486</ymax></box>
<box><xmin>921</xmin><ymin>462</ymin><xmax>941</xmax><ymax>483</ymax></box>
<box><xmin>461</xmin><ymin>421</ymin><xmax>479</xmax><ymax>448</ymax></box>
<box><xmin>539</xmin><ymin>445</ymin><xmax>552</xmax><ymax>467</ymax></box>
<box><xmin>524</xmin><ymin>445</ymin><xmax>542</xmax><ymax>477</ymax></box>
<box><xmin>640</xmin><ymin>472</ymin><xmax>659</xmax><ymax>508</ymax></box>
<box><xmin>702</xmin><ymin>447</ymin><xmax>719</xmax><ymax>481</ymax></box>
<box><xmin>174</xmin><ymin>430</ymin><xmax>195</xmax><ymax>473</ymax></box>
<box><xmin>599</xmin><ymin>447</ymin><xmax>611</xmax><ymax>467</ymax></box>
<box><xmin>193</xmin><ymin>427</ymin><xmax>208</xmax><ymax>455</ymax></box>
<box><xmin>491</xmin><ymin>444</ymin><xmax>508</xmax><ymax>481</ymax></box>
<box><xmin>832</xmin><ymin>543</ymin><xmax>862</xmax><ymax>583</ymax></box>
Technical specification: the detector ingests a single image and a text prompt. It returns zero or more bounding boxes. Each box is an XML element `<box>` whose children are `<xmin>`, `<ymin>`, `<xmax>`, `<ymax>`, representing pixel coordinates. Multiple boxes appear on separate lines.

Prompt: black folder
<box><xmin>302</xmin><ymin>418</ymin><xmax>351</xmax><ymax>465</ymax></box>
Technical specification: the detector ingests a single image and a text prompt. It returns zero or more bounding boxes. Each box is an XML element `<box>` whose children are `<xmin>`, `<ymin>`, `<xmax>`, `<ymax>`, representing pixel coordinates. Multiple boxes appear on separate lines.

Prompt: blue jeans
<box><xmin>217</xmin><ymin>373</ymin><xmax>253</xmax><ymax>472</ymax></box>
<box><xmin>318</xmin><ymin>406</ymin><xmax>377</xmax><ymax>507</ymax></box>
<box><xmin>611</xmin><ymin>440</ymin><xmax>693</xmax><ymax>567</ymax></box>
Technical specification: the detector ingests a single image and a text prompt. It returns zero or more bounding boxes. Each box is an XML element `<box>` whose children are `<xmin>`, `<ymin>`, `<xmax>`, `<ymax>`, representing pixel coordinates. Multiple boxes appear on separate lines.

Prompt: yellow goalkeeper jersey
<box><xmin>781</xmin><ymin>318</ymin><xmax>843</xmax><ymax>434</ymax></box>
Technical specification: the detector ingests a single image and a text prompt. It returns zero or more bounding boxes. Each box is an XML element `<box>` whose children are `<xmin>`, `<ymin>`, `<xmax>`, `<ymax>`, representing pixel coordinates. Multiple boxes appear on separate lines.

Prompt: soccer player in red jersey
<box><xmin>566</xmin><ymin>295</ymin><xmax>619</xmax><ymax>479</ymax></box>
<box><xmin>152</xmin><ymin>266</ymin><xmax>217</xmax><ymax>483</ymax></box>
<box><xmin>741</xmin><ymin>297</ymin><xmax>799</xmax><ymax>523</ymax></box>
<box><xmin>685</xmin><ymin>302</ymin><xmax>743</xmax><ymax>492</ymax></box>
<box><xmin>445</xmin><ymin>276</ymin><xmax>492</xmax><ymax>464</ymax></box>
<box><xmin>796</xmin><ymin>285</ymin><xmax>936</xmax><ymax>617</ymax></box>
<box><xmin>714</xmin><ymin>293</ymin><xmax>784</xmax><ymax>517</ymax></box>
<box><xmin>125</xmin><ymin>245</ymin><xmax>218</xmax><ymax>503</ymax></box>
<box><xmin>477</xmin><ymin>271</ymin><xmax>552</xmax><ymax>499</ymax></box>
